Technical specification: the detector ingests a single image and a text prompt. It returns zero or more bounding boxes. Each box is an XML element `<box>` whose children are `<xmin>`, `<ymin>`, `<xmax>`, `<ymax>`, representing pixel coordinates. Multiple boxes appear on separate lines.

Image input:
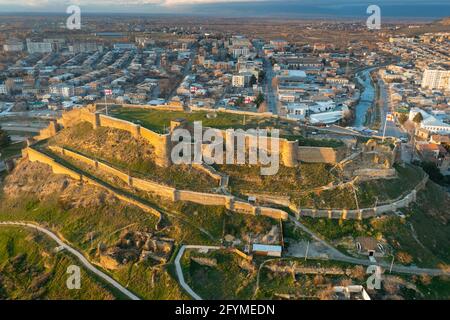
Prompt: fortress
<box><xmin>36</xmin><ymin>105</ymin><xmax>346</xmax><ymax>168</ymax></box>
<box><xmin>24</xmin><ymin>104</ymin><xmax>419</xmax><ymax>222</ymax></box>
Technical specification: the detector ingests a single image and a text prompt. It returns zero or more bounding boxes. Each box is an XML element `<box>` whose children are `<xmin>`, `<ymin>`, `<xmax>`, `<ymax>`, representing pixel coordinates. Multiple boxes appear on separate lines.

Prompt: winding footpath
<box><xmin>174</xmin><ymin>245</ymin><xmax>221</xmax><ymax>300</ymax></box>
<box><xmin>0</xmin><ymin>221</ymin><xmax>141</xmax><ymax>300</ymax></box>
<box><xmin>288</xmin><ymin>215</ymin><xmax>450</xmax><ymax>276</ymax></box>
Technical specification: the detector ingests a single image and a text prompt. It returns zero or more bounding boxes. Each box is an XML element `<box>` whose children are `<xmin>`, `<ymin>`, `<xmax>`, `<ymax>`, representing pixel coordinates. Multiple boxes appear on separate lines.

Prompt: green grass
<box><xmin>181</xmin><ymin>250</ymin><xmax>256</xmax><ymax>300</ymax></box>
<box><xmin>256</xmin><ymin>258</ymin><xmax>449</xmax><ymax>300</ymax></box>
<box><xmin>283</xmin><ymin>135</ymin><xmax>345</xmax><ymax>148</ymax></box>
<box><xmin>217</xmin><ymin>163</ymin><xmax>336</xmax><ymax>197</ymax></box>
<box><xmin>299</xmin><ymin>217</ymin><xmax>374</xmax><ymax>241</ymax></box>
<box><xmin>356</xmin><ymin>164</ymin><xmax>425</xmax><ymax>207</ymax></box>
<box><xmin>0</xmin><ymin>227</ymin><xmax>117</xmax><ymax>300</ymax></box>
<box><xmin>111</xmin><ymin>107</ymin><xmax>279</xmax><ymax>133</ymax></box>
<box><xmin>295</xmin><ymin>181</ymin><xmax>450</xmax><ymax>268</ymax></box>
<box><xmin>0</xmin><ymin>141</ymin><xmax>26</xmax><ymax>160</ymax></box>
<box><xmin>48</xmin><ymin>122</ymin><xmax>217</xmax><ymax>192</ymax></box>
<box><xmin>413</xmin><ymin>275</ymin><xmax>450</xmax><ymax>300</ymax></box>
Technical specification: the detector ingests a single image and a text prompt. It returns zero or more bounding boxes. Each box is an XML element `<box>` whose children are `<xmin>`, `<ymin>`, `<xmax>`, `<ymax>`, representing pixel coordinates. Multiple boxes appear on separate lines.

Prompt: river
<box><xmin>353</xmin><ymin>67</ymin><xmax>377</xmax><ymax>128</ymax></box>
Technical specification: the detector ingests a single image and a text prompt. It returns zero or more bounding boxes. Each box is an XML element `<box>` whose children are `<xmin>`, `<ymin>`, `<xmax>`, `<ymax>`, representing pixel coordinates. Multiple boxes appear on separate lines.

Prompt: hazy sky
<box><xmin>0</xmin><ymin>0</ymin><xmax>449</xmax><ymax>18</ymax></box>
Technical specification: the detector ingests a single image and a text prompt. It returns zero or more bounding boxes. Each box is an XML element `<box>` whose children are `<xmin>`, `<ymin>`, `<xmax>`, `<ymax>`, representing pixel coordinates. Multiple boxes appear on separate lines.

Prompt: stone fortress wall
<box><xmin>30</xmin><ymin>144</ymin><xmax>429</xmax><ymax>222</ymax></box>
<box><xmin>27</xmin><ymin>146</ymin><xmax>288</xmax><ymax>221</ymax></box>
<box><xmin>31</xmin><ymin>105</ymin><xmax>421</xmax><ymax>221</ymax></box>
<box><xmin>36</xmin><ymin>106</ymin><xmax>345</xmax><ymax>168</ymax></box>
<box><xmin>25</xmin><ymin>147</ymin><xmax>163</xmax><ymax>220</ymax></box>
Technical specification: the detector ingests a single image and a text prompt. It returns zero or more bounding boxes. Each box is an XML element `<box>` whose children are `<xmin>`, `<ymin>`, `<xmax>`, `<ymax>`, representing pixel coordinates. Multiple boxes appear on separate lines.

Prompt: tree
<box><xmin>0</xmin><ymin>128</ymin><xmax>11</xmax><ymax>148</ymax></box>
<box><xmin>396</xmin><ymin>251</ymin><xmax>413</xmax><ymax>265</ymax></box>
<box><xmin>398</xmin><ymin>113</ymin><xmax>408</xmax><ymax>125</ymax></box>
<box><xmin>258</xmin><ymin>70</ymin><xmax>266</xmax><ymax>82</ymax></box>
<box><xmin>421</xmin><ymin>162</ymin><xmax>445</xmax><ymax>185</ymax></box>
<box><xmin>413</xmin><ymin>112</ymin><xmax>423</xmax><ymax>124</ymax></box>
<box><xmin>235</xmin><ymin>96</ymin><xmax>244</xmax><ymax>108</ymax></box>
<box><xmin>254</xmin><ymin>93</ymin><xmax>265</xmax><ymax>107</ymax></box>
<box><xmin>249</xmin><ymin>75</ymin><xmax>257</xmax><ymax>86</ymax></box>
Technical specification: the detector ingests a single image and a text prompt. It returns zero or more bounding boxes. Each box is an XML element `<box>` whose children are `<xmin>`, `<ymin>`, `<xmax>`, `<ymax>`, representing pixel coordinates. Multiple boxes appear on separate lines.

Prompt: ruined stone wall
<box><xmin>36</xmin><ymin>121</ymin><xmax>59</xmax><ymax>141</ymax></box>
<box><xmin>193</xmin><ymin>164</ymin><xmax>224</xmax><ymax>187</ymax></box>
<box><xmin>98</xmin><ymin>115</ymin><xmax>141</xmax><ymax>138</ymax></box>
<box><xmin>297</xmin><ymin>146</ymin><xmax>343</xmax><ymax>164</ymax></box>
<box><xmin>140</xmin><ymin>127</ymin><xmax>171</xmax><ymax>167</ymax></box>
<box><xmin>25</xmin><ymin>147</ymin><xmax>162</xmax><ymax>219</ymax></box>
<box><xmin>121</xmin><ymin>102</ymin><xmax>185</xmax><ymax>112</ymax></box>
<box><xmin>29</xmin><ymin>146</ymin><xmax>287</xmax><ymax>220</ymax></box>
<box><xmin>177</xmin><ymin>190</ymin><xmax>228</xmax><ymax>206</ymax></box>
<box><xmin>42</xmin><ymin>107</ymin><xmax>345</xmax><ymax>168</ymax></box>
<box><xmin>131</xmin><ymin>177</ymin><xmax>176</xmax><ymax>200</ymax></box>
<box><xmin>353</xmin><ymin>168</ymin><xmax>397</xmax><ymax>178</ymax></box>
<box><xmin>292</xmin><ymin>174</ymin><xmax>428</xmax><ymax>220</ymax></box>
<box><xmin>27</xmin><ymin>147</ymin><xmax>82</xmax><ymax>181</ymax></box>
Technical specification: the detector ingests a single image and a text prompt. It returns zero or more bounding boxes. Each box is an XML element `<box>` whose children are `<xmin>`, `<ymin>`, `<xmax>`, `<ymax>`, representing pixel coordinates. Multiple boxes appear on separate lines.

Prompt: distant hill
<box><xmin>437</xmin><ymin>17</ymin><xmax>450</xmax><ymax>25</ymax></box>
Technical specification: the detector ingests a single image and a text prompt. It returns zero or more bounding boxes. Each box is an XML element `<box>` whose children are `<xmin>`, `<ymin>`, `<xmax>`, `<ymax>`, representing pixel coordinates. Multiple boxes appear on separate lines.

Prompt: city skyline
<box><xmin>0</xmin><ymin>0</ymin><xmax>449</xmax><ymax>18</ymax></box>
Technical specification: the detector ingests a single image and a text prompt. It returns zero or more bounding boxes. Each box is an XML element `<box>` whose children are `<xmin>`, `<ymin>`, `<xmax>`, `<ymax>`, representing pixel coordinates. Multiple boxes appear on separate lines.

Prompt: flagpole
<box><xmin>382</xmin><ymin>114</ymin><xmax>388</xmax><ymax>142</ymax></box>
<box><xmin>105</xmin><ymin>94</ymin><xmax>108</xmax><ymax>116</ymax></box>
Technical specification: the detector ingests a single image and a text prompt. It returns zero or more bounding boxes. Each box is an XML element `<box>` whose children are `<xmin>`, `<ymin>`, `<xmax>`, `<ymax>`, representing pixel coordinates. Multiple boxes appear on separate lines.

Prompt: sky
<box><xmin>0</xmin><ymin>0</ymin><xmax>449</xmax><ymax>18</ymax></box>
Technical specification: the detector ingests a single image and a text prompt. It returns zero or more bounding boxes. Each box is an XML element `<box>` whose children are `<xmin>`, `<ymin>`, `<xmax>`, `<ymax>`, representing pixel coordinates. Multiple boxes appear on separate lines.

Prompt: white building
<box><xmin>232</xmin><ymin>46</ymin><xmax>250</xmax><ymax>58</ymax></box>
<box><xmin>409</xmin><ymin>108</ymin><xmax>450</xmax><ymax>134</ymax></box>
<box><xmin>49</xmin><ymin>84</ymin><xmax>75</xmax><ymax>98</ymax></box>
<box><xmin>3</xmin><ymin>39</ymin><xmax>24</xmax><ymax>52</ymax></box>
<box><xmin>421</xmin><ymin>69</ymin><xmax>450</xmax><ymax>91</ymax></box>
<box><xmin>0</xmin><ymin>83</ymin><xmax>8</xmax><ymax>95</ymax></box>
<box><xmin>69</xmin><ymin>42</ymin><xmax>103</xmax><ymax>53</ymax></box>
<box><xmin>26</xmin><ymin>39</ymin><xmax>53</xmax><ymax>54</ymax></box>
<box><xmin>409</xmin><ymin>107</ymin><xmax>430</xmax><ymax>121</ymax></box>
<box><xmin>114</xmin><ymin>43</ymin><xmax>136</xmax><ymax>51</ymax></box>
<box><xmin>310</xmin><ymin>110</ymin><xmax>344</xmax><ymax>124</ymax></box>
<box><xmin>285</xmin><ymin>103</ymin><xmax>308</xmax><ymax>120</ymax></box>
<box><xmin>251</xmin><ymin>244</ymin><xmax>282</xmax><ymax>257</ymax></box>
<box><xmin>421</xmin><ymin>116</ymin><xmax>450</xmax><ymax>134</ymax></box>
<box><xmin>232</xmin><ymin>72</ymin><xmax>253</xmax><ymax>88</ymax></box>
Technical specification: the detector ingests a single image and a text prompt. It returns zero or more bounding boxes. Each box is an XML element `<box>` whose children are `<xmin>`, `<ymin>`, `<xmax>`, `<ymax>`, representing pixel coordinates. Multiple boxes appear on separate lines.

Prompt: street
<box><xmin>263</xmin><ymin>57</ymin><xmax>278</xmax><ymax>115</ymax></box>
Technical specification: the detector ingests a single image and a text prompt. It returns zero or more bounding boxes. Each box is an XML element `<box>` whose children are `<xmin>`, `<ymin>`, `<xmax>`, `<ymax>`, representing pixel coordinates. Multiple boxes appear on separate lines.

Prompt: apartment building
<box><xmin>3</xmin><ymin>39</ymin><xmax>24</xmax><ymax>52</ymax></box>
<box><xmin>232</xmin><ymin>72</ymin><xmax>253</xmax><ymax>87</ymax></box>
<box><xmin>0</xmin><ymin>82</ymin><xmax>8</xmax><ymax>95</ymax></box>
<box><xmin>421</xmin><ymin>69</ymin><xmax>450</xmax><ymax>91</ymax></box>
<box><xmin>26</xmin><ymin>39</ymin><xmax>53</xmax><ymax>54</ymax></box>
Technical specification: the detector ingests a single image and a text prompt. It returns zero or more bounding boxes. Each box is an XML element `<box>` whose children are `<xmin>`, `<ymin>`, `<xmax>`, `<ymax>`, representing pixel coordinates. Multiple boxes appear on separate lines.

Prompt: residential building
<box><xmin>251</xmin><ymin>244</ymin><xmax>282</xmax><ymax>257</ymax></box>
<box><xmin>421</xmin><ymin>69</ymin><xmax>450</xmax><ymax>91</ymax></box>
<box><xmin>69</xmin><ymin>42</ymin><xmax>103</xmax><ymax>53</ymax></box>
<box><xmin>285</xmin><ymin>103</ymin><xmax>308</xmax><ymax>120</ymax></box>
<box><xmin>421</xmin><ymin>116</ymin><xmax>450</xmax><ymax>134</ymax></box>
<box><xmin>231</xmin><ymin>46</ymin><xmax>250</xmax><ymax>58</ymax></box>
<box><xmin>26</xmin><ymin>39</ymin><xmax>53</xmax><ymax>54</ymax></box>
<box><xmin>3</xmin><ymin>39</ymin><xmax>24</xmax><ymax>52</ymax></box>
<box><xmin>114</xmin><ymin>43</ymin><xmax>137</xmax><ymax>51</ymax></box>
<box><xmin>0</xmin><ymin>83</ymin><xmax>8</xmax><ymax>95</ymax></box>
<box><xmin>232</xmin><ymin>72</ymin><xmax>253</xmax><ymax>88</ymax></box>
<box><xmin>49</xmin><ymin>84</ymin><xmax>75</xmax><ymax>98</ymax></box>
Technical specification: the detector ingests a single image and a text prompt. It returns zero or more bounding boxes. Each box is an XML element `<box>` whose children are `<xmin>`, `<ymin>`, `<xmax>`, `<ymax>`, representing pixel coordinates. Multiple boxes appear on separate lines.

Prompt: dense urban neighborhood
<box><xmin>0</xmin><ymin>8</ymin><xmax>450</xmax><ymax>303</ymax></box>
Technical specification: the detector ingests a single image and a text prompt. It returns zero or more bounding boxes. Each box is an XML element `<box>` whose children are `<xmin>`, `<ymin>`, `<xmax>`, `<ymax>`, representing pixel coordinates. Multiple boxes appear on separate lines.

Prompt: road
<box><xmin>167</xmin><ymin>47</ymin><xmax>197</xmax><ymax>102</ymax></box>
<box><xmin>0</xmin><ymin>221</ymin><xmax>141</xmax><ymax>300</ymax></box>
<box><xmin>377</xmin><ymin>77</ymin><xmax>406</xmax><ymax>139</ymax></box>
<box><xmin>287</xmin><ymin>216</ymin><xmax>450</xmax><ymax>276</ymax></box>
<box><xmin>263</xmin><ymin>57</ymin><xmax>278</xmax><ymax>114</ymax></box>
<box><xmin>0</xmin><ymin>110</ymin><xmax>61</xmax><ymax>120</ymax></box>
